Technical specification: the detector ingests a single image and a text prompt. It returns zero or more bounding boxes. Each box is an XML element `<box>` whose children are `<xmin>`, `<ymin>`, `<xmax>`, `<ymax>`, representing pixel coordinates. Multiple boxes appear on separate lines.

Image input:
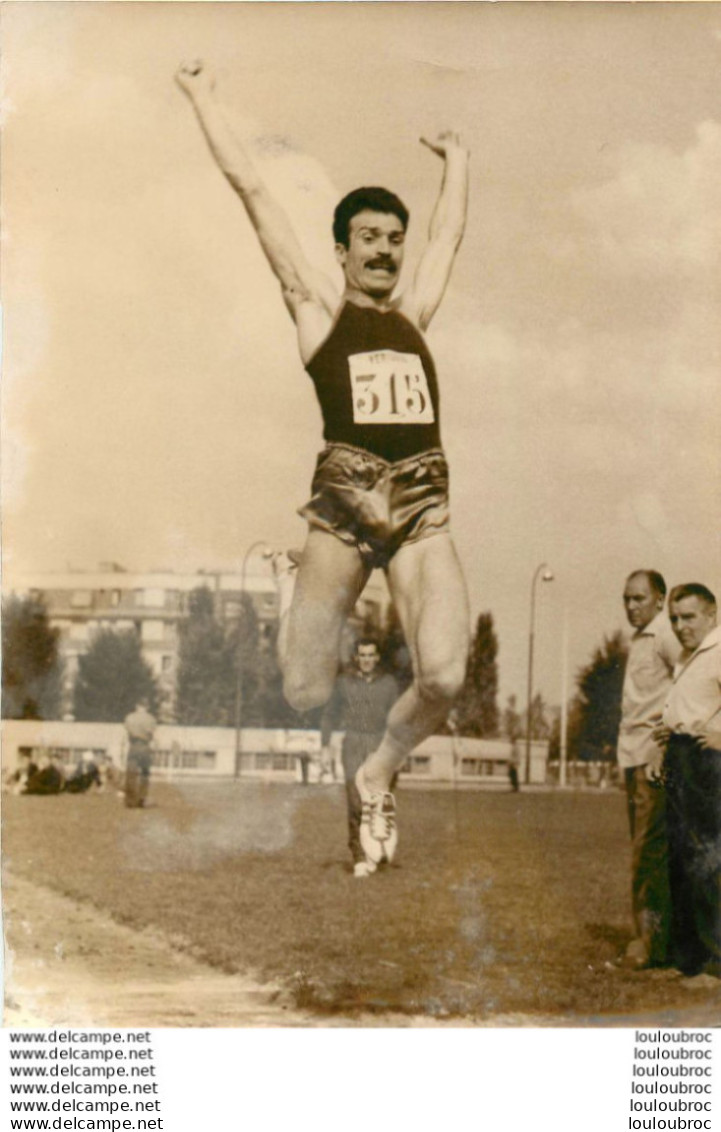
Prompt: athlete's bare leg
<box><xmin>361</xmin><ymin>533</ymin><xmax>470</xmax><ymax>793</ymax></box>
<box><xmin>280</xmin><ymin>528</ymin><xmax>371</xmax><ymax>712</ymax></box>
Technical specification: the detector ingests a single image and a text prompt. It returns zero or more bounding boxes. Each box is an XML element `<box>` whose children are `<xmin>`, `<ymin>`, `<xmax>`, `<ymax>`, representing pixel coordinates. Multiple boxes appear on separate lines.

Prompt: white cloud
<box><xmin>570</xmin><ymin>121</ymin><xmax>721</xmax><ymax>274</ymax></box>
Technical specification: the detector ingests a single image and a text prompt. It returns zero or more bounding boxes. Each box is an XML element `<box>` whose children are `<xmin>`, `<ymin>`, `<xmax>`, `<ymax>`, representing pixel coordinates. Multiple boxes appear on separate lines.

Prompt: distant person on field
<box><xmin>123</xmin><ymin>699</ymin><xmax>157</xmax><ymax>809</ymax></box>
<box><xmin>508</xmin><ymin>739</ymin><xmax>520</xmax><ymax>793</ymax></box>
<box><xmin>320</xmin><ymin>638</ymin><xmax>399</xmax><ymax>877</ymax></box>
<box><xmin>655</xmin><ymin>583</ymin><xmax>721</xmax><ymax>980</ymax></box>
<box><xmin>616</xmin><ymin>570</ymin><xmax>680</xmax><ymax>970</ymax></box>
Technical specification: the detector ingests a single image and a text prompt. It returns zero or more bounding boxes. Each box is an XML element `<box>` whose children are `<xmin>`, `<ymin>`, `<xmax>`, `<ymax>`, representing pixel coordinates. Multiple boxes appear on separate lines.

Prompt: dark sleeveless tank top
<box><xmin>305</xmin><ymin>301</ymin><xmax>442</xmax><ymax>461</ymax></box>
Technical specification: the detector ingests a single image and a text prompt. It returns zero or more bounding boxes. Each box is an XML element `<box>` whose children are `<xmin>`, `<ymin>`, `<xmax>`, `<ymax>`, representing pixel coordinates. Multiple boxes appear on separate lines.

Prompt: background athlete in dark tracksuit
<box><xmin>320</xmin><ymin>639</ymin><xmax>399</xmax><ymax>877</ymax></box>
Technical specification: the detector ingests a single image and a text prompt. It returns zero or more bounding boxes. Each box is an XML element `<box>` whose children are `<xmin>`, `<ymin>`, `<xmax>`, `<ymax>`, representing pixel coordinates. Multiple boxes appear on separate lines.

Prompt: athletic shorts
<box><xmin>298</xmin><ymin>443</ymin><xmax>450</xmax><ymax>569</ymax></box>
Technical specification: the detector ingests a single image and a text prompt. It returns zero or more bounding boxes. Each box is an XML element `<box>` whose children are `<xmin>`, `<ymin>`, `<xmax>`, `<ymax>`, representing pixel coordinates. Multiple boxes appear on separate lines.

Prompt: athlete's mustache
<box><xmin>366</xmin><ymin>257</ymin><xmax>397</xmax><ymax>273</ymax></box>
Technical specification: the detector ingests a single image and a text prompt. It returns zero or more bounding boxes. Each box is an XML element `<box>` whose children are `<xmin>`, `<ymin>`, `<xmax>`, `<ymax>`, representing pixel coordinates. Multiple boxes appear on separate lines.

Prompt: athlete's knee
<box><xmin>416</xmin><ymin>656</ymin><xmax>466</xmax><ymax>704</ymax></box>
<box><xmin>283</xmin><ymin>671</ymin><xmax>333</xmax><ymax>713</ymax></box>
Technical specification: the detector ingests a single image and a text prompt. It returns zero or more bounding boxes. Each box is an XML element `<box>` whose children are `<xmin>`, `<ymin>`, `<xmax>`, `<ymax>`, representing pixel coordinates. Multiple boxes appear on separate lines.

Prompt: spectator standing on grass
<box><xmin>320</xmin><ymin>638</ymin><xmax>399</xmax><ymax>877</ymax></box>
<box><xmin>616</xmin><ymin>570</ymin><xmax>680</xmax><ymax>970</ymax></box>
<box><xmin>654</xmin><ymin>583</ymin><xmax>721</xmax><ymax>982</ymax></box>
<box><xmin>123</xmin><ymin>699</ymin><xmax>157</xmax><ymax>809</ymax></box>
<box><xmin>508</xmin><ymin>739</ymin><xmax>520</xmax><ymax>793</ymax></box>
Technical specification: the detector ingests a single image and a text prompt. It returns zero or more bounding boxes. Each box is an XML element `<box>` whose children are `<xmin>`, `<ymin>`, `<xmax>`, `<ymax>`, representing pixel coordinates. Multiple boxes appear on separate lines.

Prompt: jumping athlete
<box><xmin>176</xmin><ymin>60</ymin><xmax>470</xmax><ymax>871</ymax></box>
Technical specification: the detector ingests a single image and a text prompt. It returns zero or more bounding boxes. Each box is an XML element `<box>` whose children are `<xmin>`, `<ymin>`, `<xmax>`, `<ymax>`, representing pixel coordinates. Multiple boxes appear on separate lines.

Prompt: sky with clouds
<box><xmin>2</xmin><ymin>2</ymin><xmax>720</xmax><ymax>705</ymax></box>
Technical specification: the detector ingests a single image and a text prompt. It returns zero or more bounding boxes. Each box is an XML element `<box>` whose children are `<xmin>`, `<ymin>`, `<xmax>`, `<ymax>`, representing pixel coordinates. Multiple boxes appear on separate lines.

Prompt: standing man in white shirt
<box><xmin>617</xmin><ymin>570</ymin><xmax>680</xmax><ymax>970</ymax></box>
<box><xmin>656</xmin><ymin>583</ymin><xmax>721</xmax><ymax>979</ymax></box>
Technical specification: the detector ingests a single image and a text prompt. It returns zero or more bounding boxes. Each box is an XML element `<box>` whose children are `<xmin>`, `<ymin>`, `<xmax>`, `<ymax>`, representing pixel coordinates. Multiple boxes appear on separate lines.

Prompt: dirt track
<box><xmin>3</xmin><ymin>873</ymin><xmax>493</xmax><ymax>1028</ymax></box>
<box><xmin>4</xmin><ymin>872</ymin><xmax>720</xmax><ymax>1029</ymax></box>
<box><xmin>3</xmin><ymin>872</ymin><xmax>314</xmax><ymax>1027</ymax></box>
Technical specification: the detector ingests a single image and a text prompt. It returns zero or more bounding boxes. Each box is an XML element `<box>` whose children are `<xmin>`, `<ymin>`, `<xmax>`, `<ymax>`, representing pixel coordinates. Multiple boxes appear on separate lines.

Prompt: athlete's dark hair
<box><xmin>669</xmin><ymin>583</ymin><xmax>717</xmax><ymax>609</ymax></box>
<box><xmin>626</xmin><ymin>570</ymin><xmax>667</xmax><ymax>598</ymax></box>
<box><xmin>333</xmin><ymin>187</ymin><xmax>410</xmax><ymax>248</ymax></box>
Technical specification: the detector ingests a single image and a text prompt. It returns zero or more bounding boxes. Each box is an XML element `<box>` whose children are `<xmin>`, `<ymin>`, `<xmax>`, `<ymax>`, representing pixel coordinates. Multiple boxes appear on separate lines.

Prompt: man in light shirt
<box><xmin>656</xmin><ymin>583</ymin><xmax>721</xmax><ymax>980</ymax></box>
<box><xmin>123</xmin><ymin>699</ymin><xmax>157</xmax><ymax>809</ymax></box>
<box><xmin>617</xmin><ymin>570</ymin><xmax>680</xmax><ymax>969</ymax></box>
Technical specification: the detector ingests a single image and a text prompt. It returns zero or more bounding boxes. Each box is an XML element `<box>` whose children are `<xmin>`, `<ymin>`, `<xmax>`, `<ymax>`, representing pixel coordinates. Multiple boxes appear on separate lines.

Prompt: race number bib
<box><xmin>349</xmin><ymin>350</ymin><xmax>435</xmax><ymax>425</ymax></box>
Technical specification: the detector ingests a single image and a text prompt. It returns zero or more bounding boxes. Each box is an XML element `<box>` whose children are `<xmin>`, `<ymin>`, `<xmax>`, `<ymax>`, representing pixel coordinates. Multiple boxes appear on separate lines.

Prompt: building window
<box><xmin>405</xmin><ymin>755</ymin><xmax>431</xmax><ymax>774</ymax></box>
<box><xmin>461</xmin><ymin>758</ymin><xmax>482</xmax><ymax>776</ymax></box>
<box><xmin>111</xmin><ymin>590</ymin><xmax>121</xmax><ymax>607</ymax></box>
<box><xmin>141</xmin><ymin>620</ymin><xmax>165</xmax><ymax>642</ymax></box>
<box><xmin>70</xmin><ymin>590</ymin><xmax>92</xmax><ymax>608</ymax></box>
<box><xmin>153</xmin><ymin>749</ymin><xmax>216</xmax><ymax>770</ymax></box>
<box><xmin>161</xmin><ymin>655</ymin><xmax>173</xmax><ymax>673</ymax></box>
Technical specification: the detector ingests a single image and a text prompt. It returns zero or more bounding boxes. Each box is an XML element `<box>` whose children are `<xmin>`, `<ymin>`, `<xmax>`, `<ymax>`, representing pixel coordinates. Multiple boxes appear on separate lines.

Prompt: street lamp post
<box><xmin>559</xmin><ymin>606</ymin><xmax>569</xmax><ymax>788</ymax></box>
<box><xmin>234</xmin><ymin>541</ymin><xmax>273</xmax><ymax>778</ymax></box>
<box><xmin>525</xmin><ymin>562</ymin><xmax>554</xmax><ymax>784</ymax></box>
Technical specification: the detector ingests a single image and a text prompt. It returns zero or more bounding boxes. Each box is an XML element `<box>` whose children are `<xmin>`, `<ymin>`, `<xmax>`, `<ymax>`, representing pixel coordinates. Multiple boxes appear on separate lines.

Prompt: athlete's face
<box><xmin>336</xmin><ymin>211</ymin><xmax>406</xmax><ymax>298</ymax></box>
<box><xmin>355</xmin><ymin>644</ymin><xmax>380</xmax><ymax>676</ymax></box>
<box><xmin>668</xmin><ymin>596</ymin><xmax>717</xmax><ymax>653</ymax></box>
<box><xmin>623</xmin><ymin>574</ymin><xmax>663</xmax><ymax>632</ymax></box>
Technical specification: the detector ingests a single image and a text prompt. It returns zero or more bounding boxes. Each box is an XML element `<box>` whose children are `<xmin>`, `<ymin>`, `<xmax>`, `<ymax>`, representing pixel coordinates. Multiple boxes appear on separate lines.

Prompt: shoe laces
<box><xmin>366</xmin><ymin>791</ymin><xmax>395</xmax><ymax>841</ymax></box>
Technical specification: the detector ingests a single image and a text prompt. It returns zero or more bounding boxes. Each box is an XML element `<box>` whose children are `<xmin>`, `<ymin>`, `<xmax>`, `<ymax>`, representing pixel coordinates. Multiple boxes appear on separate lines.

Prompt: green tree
<box><xmin>229</xmin><ymin>592</ymin><xmax>274</xmax><ymax>728</ymax></box>
<box><xmin>527</xmin><ymin>691</ymin><xmax>551</xmax><ymax>740</ymax></box>
<box><xmin>73</xmin><ymin>628</ymin><xmax>157</xmax><ymax>722</ymax></box>
<box><xmin>574</xmin><ymin>630</ymin><xmax>628</xmax><ymax>761</ymax></box>
<box><xmin>175</xmin><ymin>587</ymin><xmax>238</xmax><ymax>727</ymax></box>
<box><xmin>1</xmin><ymin>595</ymin><xmax>63</xmax><ymax>719</ymax></box>
<box><xmin>501</xmin><ymin>693</ymin><xmax>523</xmax><ymax>741</ymax></box>
<box><xmin>455</xmin><ymin>612</ymin><xmax>499</xmax><ymax>738</ymax></box>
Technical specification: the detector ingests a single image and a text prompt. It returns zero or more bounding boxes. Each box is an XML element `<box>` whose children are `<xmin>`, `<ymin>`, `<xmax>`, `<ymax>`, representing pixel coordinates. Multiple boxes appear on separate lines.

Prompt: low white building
<box><xmin>2</xmin><ymin>719</ymin><xmax>549</xmax><ymax>786</ymax></box>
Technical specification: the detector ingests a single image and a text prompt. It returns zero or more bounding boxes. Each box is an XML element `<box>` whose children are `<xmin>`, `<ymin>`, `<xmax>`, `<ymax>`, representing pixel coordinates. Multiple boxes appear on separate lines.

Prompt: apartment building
<box><xmin>9</xmin><ymin>562</ymin><xmax>390</xmax><ymax>721</ymax></box>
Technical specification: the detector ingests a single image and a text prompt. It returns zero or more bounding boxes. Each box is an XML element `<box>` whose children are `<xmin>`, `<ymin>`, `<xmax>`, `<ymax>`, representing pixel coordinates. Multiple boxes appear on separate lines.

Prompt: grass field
<box><xmin>3</xmin><ymin>780</ymin><xmax>717</xmax><ymax>1022</ymax></box>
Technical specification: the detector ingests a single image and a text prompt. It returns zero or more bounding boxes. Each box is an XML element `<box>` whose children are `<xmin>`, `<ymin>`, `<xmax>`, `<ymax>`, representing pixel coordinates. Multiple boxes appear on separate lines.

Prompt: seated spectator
<box><xmin>24</xmin><ymin>752</ymin><xmax>64</xmax><ymax>795</ymax></box>
<box><xmin>64</xmin><ymin>751</ymin><xmax>102</xmax><ymax>794</ymax></box>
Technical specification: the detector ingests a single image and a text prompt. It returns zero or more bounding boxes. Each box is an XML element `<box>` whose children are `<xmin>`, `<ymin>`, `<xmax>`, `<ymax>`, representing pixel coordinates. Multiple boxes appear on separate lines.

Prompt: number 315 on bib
<box><xmin>349</xmin><ymin>350</ymin><xmax>435</xmax><ymax>426</ymax></box>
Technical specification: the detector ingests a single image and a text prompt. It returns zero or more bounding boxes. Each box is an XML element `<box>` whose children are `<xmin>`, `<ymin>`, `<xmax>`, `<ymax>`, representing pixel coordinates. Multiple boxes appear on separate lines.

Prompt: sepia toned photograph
<box><xmin>2</xmin><ymin>1</ymin><xmax>720</xmax><ymax>1033</ymax></box>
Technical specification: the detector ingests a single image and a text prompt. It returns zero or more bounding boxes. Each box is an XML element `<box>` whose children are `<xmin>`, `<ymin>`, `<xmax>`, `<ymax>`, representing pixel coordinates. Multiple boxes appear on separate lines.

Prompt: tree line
<box><xmin>2</xmin><ymin>591</ymin><xmax>627</xmax><ymax>756</ymax></box>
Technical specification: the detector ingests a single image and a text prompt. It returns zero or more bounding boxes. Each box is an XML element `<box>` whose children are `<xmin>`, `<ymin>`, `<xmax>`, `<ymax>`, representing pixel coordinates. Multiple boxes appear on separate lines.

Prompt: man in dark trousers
<box><xmin>616</xmin><ymin>569</ymin><xmax>680</xmax><ymax>970</ymax></box>
<box><xmin>320</xmin><ymin>638</ymin><xmax>399</xmax><ymax>877</ymax></box>
<box><xmin>655</xmin><ymin>583</ymin><xmax>721</xmax><ymax>982</ymax></box>
<box><xmin>123</xmin><ymin>699</ymin><xmax>157</xmax><ymax>809</ymax></box>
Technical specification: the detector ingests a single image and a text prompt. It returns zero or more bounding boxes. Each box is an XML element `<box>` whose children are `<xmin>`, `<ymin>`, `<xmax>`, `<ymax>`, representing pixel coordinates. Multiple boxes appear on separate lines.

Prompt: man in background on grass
<box><xmin>123</xmin><ymin>699</ymin><xmax>157</xmax><ymax>809</ymax></box>
<box><xmin>320</xmin><ymin>638</ymin><xmax>399</xmax><ymax>877</ymax></box>
<box><xmin>656</xmin><ymin>583</ymin><xmax>721</xmax><ymax>982</ymax></box>
<box><xmin>616</xmin><ymin>569</ymin><xmax>679</xmax><ymax>970</ymax></box>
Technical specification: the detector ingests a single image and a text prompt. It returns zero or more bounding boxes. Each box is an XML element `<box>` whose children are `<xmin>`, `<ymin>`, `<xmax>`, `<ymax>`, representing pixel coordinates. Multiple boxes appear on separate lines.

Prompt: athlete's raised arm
<box><xmin>401</xmin><ymin>132</ymin><xmax>469</xmax><ymax>331</ymax></box>
<box><xmin>175</xmin><ymin>61</ymin><xmax>340</xmax><ymax>321</ymax></box>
